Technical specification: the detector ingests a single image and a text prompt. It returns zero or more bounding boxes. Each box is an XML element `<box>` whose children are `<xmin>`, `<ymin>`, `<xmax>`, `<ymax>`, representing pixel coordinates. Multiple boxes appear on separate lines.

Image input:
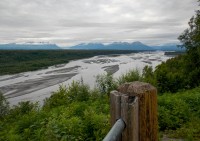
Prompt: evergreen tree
<box><xmin>178</xmin><ymin>3</ymin><xmax>200</xmax><ymax>87</ymax></box>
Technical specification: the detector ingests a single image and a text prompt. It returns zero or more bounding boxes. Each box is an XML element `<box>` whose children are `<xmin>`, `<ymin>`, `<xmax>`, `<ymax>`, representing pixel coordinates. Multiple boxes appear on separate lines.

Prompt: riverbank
<box><xmin>0</xmin><ymin>51</ymin><xmax>171</xmax><ymax>106</ymax></box>
<box><xmin>0</xmin><ymin>50</ymin><xmax>138</xmax><ymax>75</ymax></box>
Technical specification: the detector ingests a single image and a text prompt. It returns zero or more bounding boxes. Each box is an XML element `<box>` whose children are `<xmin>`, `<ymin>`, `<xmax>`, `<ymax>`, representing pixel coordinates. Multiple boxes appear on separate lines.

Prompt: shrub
<box><xmin>117</xmin><ymin>69</ymin><xmax>142</xmax><ymax>85</ymax></box>
<box><xmin>142</xmin><ymin>66</ymin><xmax>157</xmax><ymax>86</ymax></box>
<box><xmin>155</xmin><ymin>56</ymin><xmax>186</xmax><ymax>93</ymax></box>
<box><xmin>170</xmin><ymin>117</ymin><xmax>200</xmax><ymax>140</ymax></box>
<box><xmin>9</xmin><ymin>101</ymin><xmax>39</xmax><ymax>118</ymax></box>
<box><xmin>0</xmin><ymin>92</ymin><xmax>9</xmax><ymax>119</ymax></box>
<box><xmin>66</xmin><ymin>81</ymin><xmax>90</xmax><ymax>103</ymax></box>
<box><xmin>43</xmin><ymin>85</ymin><xmax>68</xmax><ymax>109</ymax></box>
<box><xmin>158</xmin><ymin>95</ymin><xmax>190</xmax><ymax>130</ymax></box>
<box><xmin>43</xmin><ymin>81</ymin><xmax>90</xmax><ymax>110</ymax></box>
<box><xmin>158</xmin><ymin>87</ymin><xmax>200</xmax><ymax>133</ymax></box>
<box><xmin>96</xmin><ymin>73</ymin><xmax>117</xmax><ymax>95</ymax></box>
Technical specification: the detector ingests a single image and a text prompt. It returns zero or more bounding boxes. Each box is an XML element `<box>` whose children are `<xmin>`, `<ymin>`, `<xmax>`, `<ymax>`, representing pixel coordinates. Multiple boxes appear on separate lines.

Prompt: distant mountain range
<box><xmin>0</xmin><ymin>42</ymin><xmax>184</xmax><ymax>51</ymax></box>
<box><xmin>106</xmin><ymin>41</ymin><xmax>153</xmax><ymax>50</ymax></box>
<box><xmin>66</xmin><ymin>42</ymin><xmax>184</xmax><ymax>51</ymax></box>
<box><xmin>151</xmin><ymin>44</ymin><xmax>185</xmax><ymax>51</ymax></box>
<box><xmin>67</xmin><ymin>41</ymin><xmax>153</xmax><ymax>50</ymax></box>
<box><xmin>0</xmin><ymin>43</ymin><xmax>60</xmax><ymax>50</ymax></box>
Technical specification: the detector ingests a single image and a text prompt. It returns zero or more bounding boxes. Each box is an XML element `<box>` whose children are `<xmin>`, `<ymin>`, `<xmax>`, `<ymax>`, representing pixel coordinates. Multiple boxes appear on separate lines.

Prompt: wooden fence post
<box><xmin>110</xmin><ymin>91</ymin><xmax>122</xmax><ymax>141</ymax></box>
<box><xmin>110</xmin><ymin>81</ymin><xmax>158</xmax><ymax>141</ymax></box>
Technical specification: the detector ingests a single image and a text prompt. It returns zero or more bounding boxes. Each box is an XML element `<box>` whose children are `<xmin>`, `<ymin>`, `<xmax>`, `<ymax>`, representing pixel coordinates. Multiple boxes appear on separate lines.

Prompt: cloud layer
<box><xmin>0</xmin><ymin>0</ymin><xmax>198</xmax><ymax>46</ymax></box>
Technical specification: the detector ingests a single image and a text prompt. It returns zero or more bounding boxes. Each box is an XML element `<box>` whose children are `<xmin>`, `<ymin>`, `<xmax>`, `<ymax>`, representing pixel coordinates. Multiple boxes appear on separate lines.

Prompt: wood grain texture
<box><xmin>110</xmin><ymin>91</ymin><xmax>122</xmax><ymax>141</ymax></box>
<box><xmin>110</xmin><ymin>91</ymin><xmax>121</xmax><ymax>125</ymax></box>
<box><xmin>118</xmin><ymin>81</ymin><xmax>158</xmax><ymax>141</ymax></box>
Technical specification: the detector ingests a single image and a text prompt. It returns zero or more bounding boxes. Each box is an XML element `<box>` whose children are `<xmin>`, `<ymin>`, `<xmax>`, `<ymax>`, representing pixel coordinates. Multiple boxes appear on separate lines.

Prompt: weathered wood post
<box><xmin>110</xmin><ymin>81</ymin><xmax>158</xmax><ymax>141</ymax></box>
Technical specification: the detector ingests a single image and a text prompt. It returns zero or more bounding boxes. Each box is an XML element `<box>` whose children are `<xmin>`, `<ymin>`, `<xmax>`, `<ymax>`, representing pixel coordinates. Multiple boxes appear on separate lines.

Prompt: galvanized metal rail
<box><xmin>103</xmin><ymin>119</ymin><xmax>125</xmax><ymax>141</ymax></box>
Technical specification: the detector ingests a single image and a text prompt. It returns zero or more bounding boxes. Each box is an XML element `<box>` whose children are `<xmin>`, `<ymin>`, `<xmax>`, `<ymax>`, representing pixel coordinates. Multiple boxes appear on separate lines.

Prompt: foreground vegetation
<box><xmin>0</xmin><ymin>82</ymin><xmax>110</xmax><ymax>141</ymax></box>
<box><xmin>158</xmin><ymin>88</ymin><xmax>200</xmax><ymax>140</ymax></box>
<box><xmin>0</xmin><ymin>69</ymin><xmax>200</xmax><ymax>140</ymax></box>
<box><xmin>0</xmin><ymin>50</ymin><xmax>137</xmax><ymax>75</ymax></box>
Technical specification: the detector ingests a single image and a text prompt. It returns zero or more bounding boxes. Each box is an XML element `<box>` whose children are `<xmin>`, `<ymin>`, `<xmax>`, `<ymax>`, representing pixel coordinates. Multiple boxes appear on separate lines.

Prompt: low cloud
<box><xmin>0</xmin><ymin>0</ymin><xmax>198</xmax><ymax>46</ymax></box>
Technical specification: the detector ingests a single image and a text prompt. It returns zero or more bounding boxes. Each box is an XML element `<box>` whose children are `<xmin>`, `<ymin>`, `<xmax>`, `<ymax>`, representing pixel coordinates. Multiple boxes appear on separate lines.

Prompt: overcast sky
<box><xmin>0</xmin><ymin>0</ymin><xmax>198</xmax><ymax>47</ymax></box>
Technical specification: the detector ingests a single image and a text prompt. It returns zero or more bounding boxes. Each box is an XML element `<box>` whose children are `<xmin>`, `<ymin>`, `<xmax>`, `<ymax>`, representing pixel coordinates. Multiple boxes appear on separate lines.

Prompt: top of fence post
<box><xmin>117</xmin><ymin>81</ymin><xmax>156</xmax><ymax>97</ymax></box>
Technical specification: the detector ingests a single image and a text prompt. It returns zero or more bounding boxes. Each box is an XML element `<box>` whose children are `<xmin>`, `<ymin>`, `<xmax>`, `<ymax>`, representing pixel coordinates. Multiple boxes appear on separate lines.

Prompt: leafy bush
<box><xmin>158</xmin><ymin>95</ymin><xmax>190</xmax><ymax>130</ymax></box>
<box><xmin>0</xmin><ymin>80</ymin><xmax>110</xmax><ymax>141</ymax></box>
<box><xmin>170</xmin><ymin>118</ymin><xmax>200</xmax><ymax>140</ymax></box>
<box><xmin>43</xmin><ymin>81</ymin><xmax>90</xmax><ymax>110</ymax></box>
<box><xmin>158</xmin><ymin>87</ymin><xmax>200</xmax><ymax>139</ymax></box>
<box><xmin>155</xmin><ymin>55</ymin><xmax>186</xmax><ymax>93</ymax></box>
<box><xmin>0</xmin><ymin>92</ymin><xmax>9</xmax><ymax>119</ymax></box>
<box><xmin>8</xmin><ymin>101</ymin><xmax>39</xmax><ymax>118</ymax></box>
<box><xmin>95</xmin><ymin>69</ymin><xmax>142</xmax><ymax>96</ymax></box>
<box><xmin>96</xmin><ymin>73</ymin><xmax>117</xmax><ymax>95</ymax></box>
<box><xmin>66</xmin><ymin>81</ymin><xmax>90</xmax><ymax>103</ymax></box>
<box><xmin>43</xmin><ymin>85</ymin><xmax>68</xmax><ymax>109</ymax></box>
<box><xmin>117</xmin><ymin>69</ymin><xmax>142</xmax><ymax>85</ymax></box>
<box><xmin>142</xmin><ymin>66</ymin><xmax>157</xmax><ymax>86</ymax></box>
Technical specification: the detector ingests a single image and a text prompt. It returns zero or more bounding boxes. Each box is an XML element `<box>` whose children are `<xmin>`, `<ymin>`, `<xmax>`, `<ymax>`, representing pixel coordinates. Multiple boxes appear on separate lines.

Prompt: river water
<box><xmin>0</xmin><ymin>51</ymin><xmax>172</xmax><ymax>106</ymax></box>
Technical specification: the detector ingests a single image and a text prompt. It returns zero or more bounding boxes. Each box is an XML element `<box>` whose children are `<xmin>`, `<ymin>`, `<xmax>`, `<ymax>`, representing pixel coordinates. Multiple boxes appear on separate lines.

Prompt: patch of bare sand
<box><xmin>0</xmin><ymin>73</ymin><xmax>77</xmax><ymax>98</ymax></box>
<box><xmin>102</xmin><ymin>65</ymin><xmax>119</xmax><ymax>75</ymax></box>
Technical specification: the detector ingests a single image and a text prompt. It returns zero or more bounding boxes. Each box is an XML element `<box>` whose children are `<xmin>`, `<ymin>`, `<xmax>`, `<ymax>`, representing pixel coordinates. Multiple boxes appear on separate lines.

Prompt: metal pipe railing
<box><xmin>103</xmin><ymin>119</ymin><xmax>125</xmax><ymax>141</ymax></box>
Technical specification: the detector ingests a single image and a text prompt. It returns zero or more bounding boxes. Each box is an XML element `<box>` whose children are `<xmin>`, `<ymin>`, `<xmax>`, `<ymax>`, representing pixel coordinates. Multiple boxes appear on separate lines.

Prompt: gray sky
<box><xmin>0</xmin><ymin>0</ymin><xmax>198</xmax><ymax>47</ymax></box>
